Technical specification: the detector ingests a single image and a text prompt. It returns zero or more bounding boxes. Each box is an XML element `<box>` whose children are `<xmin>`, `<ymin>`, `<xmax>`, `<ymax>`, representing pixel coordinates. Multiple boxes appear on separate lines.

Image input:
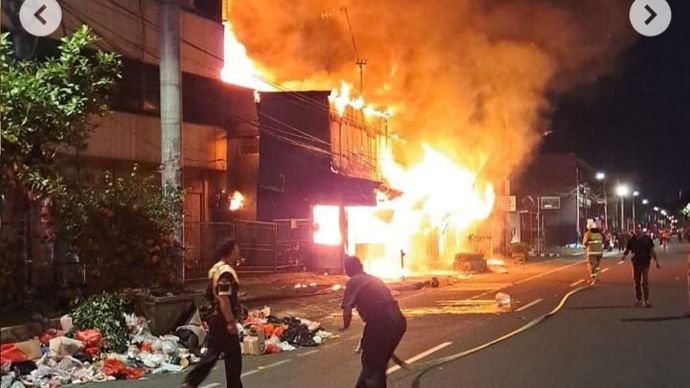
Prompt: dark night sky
<box><xmin>543</xmin><ymin>0</ymin><xmax>690</xmax><ymax>212</ymax></box>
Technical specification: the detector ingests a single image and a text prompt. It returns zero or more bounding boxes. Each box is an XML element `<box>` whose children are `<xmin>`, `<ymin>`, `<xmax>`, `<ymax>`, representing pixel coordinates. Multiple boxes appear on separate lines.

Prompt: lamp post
<box><xmin>616</xmin><ymin>184</ymin><xmax>630</xmax><ymax>231</ymax></box>
<box><xmin>642</xmin><ymin>199</ymin><xmax>649</xmax><ymax>225</ymax></box>
<box><xmin>632</xmin><ymin>191</ymin><xmax>640</xmax><ymax>227</ymax></box>
<box><xmin>596</xmin><ymin>172</ymin><xmax>607</xmax><ymax>230</ymax></box>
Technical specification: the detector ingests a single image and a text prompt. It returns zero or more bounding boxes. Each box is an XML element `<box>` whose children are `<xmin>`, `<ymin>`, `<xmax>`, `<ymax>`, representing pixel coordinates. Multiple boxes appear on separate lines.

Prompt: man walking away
<box><xmin>340</xmin><ymin>256</ymin><xmax>406</xmax><ymax>388</ymax></box>
<box><xmin>184</xmin><ymin>240</ymin><xmax>243</xmax><ymax>388</ymax></box>
<box><xmin>583</xmin><ymin>220</ymin><xmax>605</xmax><ymax>284</ymax></box>
<box><xmin>621</xmin><ymin>224</ymin><xmax>660</xmax><ymax>308</ymax></box>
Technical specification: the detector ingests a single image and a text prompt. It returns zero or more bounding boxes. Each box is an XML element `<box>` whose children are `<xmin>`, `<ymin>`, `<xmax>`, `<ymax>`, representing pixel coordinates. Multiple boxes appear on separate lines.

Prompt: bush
<box><xmin>70</xmin><ymin>292</ymin><xmax>130</xmax><ymax>353</ymax></box>
<box><xmin>55</xmin><ymin>166</ymin><xmax>182</xmax><ymax>292</ymax></box>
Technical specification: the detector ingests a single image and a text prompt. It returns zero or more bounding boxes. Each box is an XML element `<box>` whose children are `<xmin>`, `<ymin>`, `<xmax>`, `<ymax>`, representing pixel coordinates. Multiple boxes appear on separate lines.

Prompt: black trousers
<box><xmin>356</xmin><ymin>307</ymin><xmax>407</xmax><ymax>388</ymax></box>
<box><xmin>184</xmin><ymin>315</ymin><xmax>242</xmax><ymax>388</ymax></box>
<box><xmin>633</xmin><ymin>263</ymin><xmax>650</xmax><ymax>302</ymax></box>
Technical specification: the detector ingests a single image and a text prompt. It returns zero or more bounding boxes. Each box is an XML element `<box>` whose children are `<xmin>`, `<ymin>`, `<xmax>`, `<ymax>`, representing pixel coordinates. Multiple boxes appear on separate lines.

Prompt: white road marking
<box><xmin>200</xmin><ymin>383</ymin><xmax>221</xmax><ymax>388</ymax></box>
<box><xmin>241</xmin><ymin>359</ymin><xmax>292</xmax><ymax>378</ymax></box>
<box><xmin>514</xmin><ymin>298</ymin><xmax>543</xmax><ymax>312</ymax></box>
<box><xmin>386</xmin><ymin>341</ymin><xmax>452</xmax><ymax>375</ymax></box>
<box><xmin>601</xmin><ymin>267</ymin><xmax>610</xmax><ymax>273</ymax></box>
<box><xmin>617</xmin><ymin>260</ymin><xmax>626</xmax><ymax>265</ymax></box>
<box><xmin>469</xmin><ymin>260</ymin><xmax>586</xmax><ymax>300</ymax></box>
<box><xmin>241</xmin><ymin>370</ymin><xmax>259</xmax><ymax>378</ymax></box>
<box><xmin>297</xmin><ymin>349</ymin><xmax>319</xmax><ymax>357</ymax></box>
<box><xmin>513</xmin><ymin>260</ymin><xmax>586</xmax><ymax>286</ymax></box>
<box><xmin>570</xmin><ymin>279</ymin><xmax>585</xmax><ymax>287</ymax></box>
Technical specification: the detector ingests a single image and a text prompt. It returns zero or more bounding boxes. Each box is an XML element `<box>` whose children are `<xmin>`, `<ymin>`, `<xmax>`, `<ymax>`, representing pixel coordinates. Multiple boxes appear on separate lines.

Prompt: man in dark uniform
<box><xmin>621</xmin><ymin>224</ymin><xmax>660</xmax><ymax>308</ymax></box>
<box><xmin>184</xmin><ymin>240</ymin><xmax>243</xmax><ymax>388</ymax></box>
<box><xmin>340</xmin><ymin>256</ymin><xmax>406</xmax><ymax>388</ymax></box>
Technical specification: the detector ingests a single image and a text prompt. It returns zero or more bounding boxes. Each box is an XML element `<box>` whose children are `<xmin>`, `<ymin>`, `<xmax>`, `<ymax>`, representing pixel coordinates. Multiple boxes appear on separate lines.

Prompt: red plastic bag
<box><xmin>39</xmin><ymin>329</ymin><xmax>64</xmax><ymax>346</ymax></box>
<box><xmin>264</xmin><ymin>343</ymin><xmax>282</xmax><ymax>354</ymax></box>
<box><xmin>272</xmin><ymin>325</ymin><xmax>286</xmax><ymax>339</ymax></box>
<box><xmin>85</xmin><ymin>347</ymin><xmax>100</xmax><ymax>358</ymax></box>
<box><xmin>102</xmin><ymin>358</ymin><xmax>144</xmax><ymax>380</ymax></box>
<box><xmin>75</xmin><ymin>329</ymin><xmax>102</xmax><ymax>348</ymax></box>
<box><xmin>0</xmin><ymin>344</ymin><xmax>28</xmax><ymax>364</ymax></box>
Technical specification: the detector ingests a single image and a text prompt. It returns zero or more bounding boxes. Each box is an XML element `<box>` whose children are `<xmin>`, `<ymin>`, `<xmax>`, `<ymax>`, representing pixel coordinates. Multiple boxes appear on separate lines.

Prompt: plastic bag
<box><xmin>495</xmin><ymin>292</ymin><xmax>512</xmax><ymax>308</ymax></box>
<box><xmin>59</xmin><ymin>315</ymin><xmax>73</xmax><ymax>332</ymax></box>
<box><xmin>49</xmin><ymin>337</ymin><xmax>84</xmax><ymax>359</ymax></box>
<box><xmin>264</xmin><ymin>344</ymin><xmax>282</xmax><ymax>354</ymax></box>
<box><xmin>75</xmin><ymin>330</ymin><xmax>102</xmax><ymax>349</ymax></box>
<box><xmin>1</xmin><ymin>344</ymin><xmax>28</xmax><ymax>364</ymax></box>
<box><xmin>139</xmin><ymin>352</ymin><xmax>164</xmax><ymax>368</ymax></box>
<box><xmin>39</xmin><ymin>329</ymin><xmax>64</xmax><ymax>346</ymax></box>
<box><xmin>102</xmin><ymin>358</ymin><xmax>144</xmax><ymax>380</ymax></box>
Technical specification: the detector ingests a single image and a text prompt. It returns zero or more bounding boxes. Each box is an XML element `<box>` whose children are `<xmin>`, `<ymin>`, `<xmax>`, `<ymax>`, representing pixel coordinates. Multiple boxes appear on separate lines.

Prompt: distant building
<box><xmin>512</xmin><ymin>153</ymin><xmax>599</xmax><ymax>248</ymax></box>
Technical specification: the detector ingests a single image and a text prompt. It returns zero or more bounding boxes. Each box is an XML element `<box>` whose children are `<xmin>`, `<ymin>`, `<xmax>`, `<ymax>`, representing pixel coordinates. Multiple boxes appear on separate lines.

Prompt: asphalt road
<box><xmin>89</xmin><ymin>242</ymin><xmax>690</xmax><ymax>388</ymax></box>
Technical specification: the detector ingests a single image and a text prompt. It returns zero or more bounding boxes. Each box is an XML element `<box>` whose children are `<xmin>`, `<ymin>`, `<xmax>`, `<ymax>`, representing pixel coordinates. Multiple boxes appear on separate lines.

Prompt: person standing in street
<box><xmin>621</xmin><ymin>224</ymin><xmax>660</xmax><ymax>308</ymax></box>
<box><xmin>583</xmin><ymin>220</ymin><xmax>605</xmax><ymax>284</ymax></box>
<box><xmin>184</xmin><ymin>240</ymin><xmax>243</xmax><ymax>388</ymax></box>
<box><xmin>340</xmin><ymin>256</ymin><xmax>406</xmax><ymax>388</ymax></box>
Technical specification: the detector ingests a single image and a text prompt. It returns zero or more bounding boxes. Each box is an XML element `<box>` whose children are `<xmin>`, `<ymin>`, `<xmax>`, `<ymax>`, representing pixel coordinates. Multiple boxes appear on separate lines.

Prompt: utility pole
<box><xmin>159</xmin><ymin>0</ymin><xmax>183</xmax><ymax>281</ymax></box>
<box><xmin>341</xmin><ymin>7</ymin><xmax>366</xmax><ymax>95</ymax></box>
<box><xmin>603</xmin><ymin>182</ymin><xmax>608</xmax><ymax>230</ymax></box>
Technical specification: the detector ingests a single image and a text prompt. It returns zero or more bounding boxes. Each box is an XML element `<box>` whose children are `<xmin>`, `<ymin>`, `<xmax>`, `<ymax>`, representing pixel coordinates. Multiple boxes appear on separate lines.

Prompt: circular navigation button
<box><xmin>19</xmin><ymin>0</ymin><xmax>62</xmax><ymax>37</ymax></box>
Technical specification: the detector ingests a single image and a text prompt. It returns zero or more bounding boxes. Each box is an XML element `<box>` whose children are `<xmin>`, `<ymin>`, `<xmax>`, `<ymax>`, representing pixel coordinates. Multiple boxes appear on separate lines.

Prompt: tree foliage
<box><xmin>55</xmin><ymin>166</ymin><xmax>183</xmax><ymax>292</ymax></box>
<box><xmin>0</xmin><ymin>25</ymin><xmax>121</xmax><ymax>201</ymax></box>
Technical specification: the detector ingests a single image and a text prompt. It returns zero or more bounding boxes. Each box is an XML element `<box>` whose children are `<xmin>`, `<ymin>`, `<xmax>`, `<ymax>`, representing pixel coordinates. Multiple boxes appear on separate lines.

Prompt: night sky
<box><xmin>544</xmin><ymin>0</ymin><xmax>689</xmax><ymax>212</ymax></box>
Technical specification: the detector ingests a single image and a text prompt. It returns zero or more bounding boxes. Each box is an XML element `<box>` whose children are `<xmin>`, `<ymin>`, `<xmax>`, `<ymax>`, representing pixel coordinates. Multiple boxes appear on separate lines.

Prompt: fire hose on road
<box><xmin>387</xmin><ymin>283</ymin><xmax>594</xmax><ymax>388</ymax></box>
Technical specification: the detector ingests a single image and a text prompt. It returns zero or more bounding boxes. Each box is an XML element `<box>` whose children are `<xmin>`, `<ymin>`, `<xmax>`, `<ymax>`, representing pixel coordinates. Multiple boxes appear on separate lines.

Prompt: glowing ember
<box><xmin>229</xmin><ymin>191</ymin><xmax>245</xmax><ymax>211</ymax></box>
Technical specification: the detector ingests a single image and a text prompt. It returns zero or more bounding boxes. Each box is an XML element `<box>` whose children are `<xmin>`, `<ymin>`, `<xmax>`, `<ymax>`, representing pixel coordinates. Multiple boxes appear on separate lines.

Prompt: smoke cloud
<box><xmin>228</xmin><ymin>0</ymin><xmax>635</xmax><ymax>183</ymax></box>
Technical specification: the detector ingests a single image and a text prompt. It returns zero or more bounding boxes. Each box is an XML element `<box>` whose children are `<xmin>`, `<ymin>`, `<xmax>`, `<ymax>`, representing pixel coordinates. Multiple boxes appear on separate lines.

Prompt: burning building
<box><xmin>219</xmin><ymin>0</ymin><xmax>636</xmax><ymax>276</ymax></box>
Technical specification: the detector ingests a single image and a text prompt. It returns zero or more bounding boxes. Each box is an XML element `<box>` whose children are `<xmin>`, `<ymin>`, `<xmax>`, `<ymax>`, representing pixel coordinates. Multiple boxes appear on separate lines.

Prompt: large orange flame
<box><xmin>220</xmin><ymin>21</ymin><xmax>272</xmax><ymax>91</ymax></box>
<box><xmin>347</xmin><ymin>145</ymin><xmax>495</xmax><ymax>279</ymax></box>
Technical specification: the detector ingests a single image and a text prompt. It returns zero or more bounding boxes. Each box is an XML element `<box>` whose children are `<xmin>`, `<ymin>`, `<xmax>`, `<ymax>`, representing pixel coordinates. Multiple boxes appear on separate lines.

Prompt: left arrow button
<box><xmin>19</xmin><ymin>0</ymin><xmax>62</xmax><ymax>37</ymax></box>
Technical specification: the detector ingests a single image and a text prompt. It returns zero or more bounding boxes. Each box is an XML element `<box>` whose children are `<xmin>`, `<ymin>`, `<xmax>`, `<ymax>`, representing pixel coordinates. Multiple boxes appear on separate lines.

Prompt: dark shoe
<box><xmin>635</xmin><ymin>300</ymin><xmax>643</xmax><ymax>307</ymax></box>
<box><xmin>642</xmin><ymin>301</ymin><xmax>652</xmax><ymax>308</ymax></box>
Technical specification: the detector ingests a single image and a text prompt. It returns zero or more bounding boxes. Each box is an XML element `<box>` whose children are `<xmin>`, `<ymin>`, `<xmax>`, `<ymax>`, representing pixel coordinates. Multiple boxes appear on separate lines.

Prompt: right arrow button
<box><xmin>644</xmin><ymin>4</ymin><xmax>657</xmax><ymax>25</ymax></box>
<box><xmin>630</xmin><ymin>0</ymin><xmax>672</xmax><ymax>37</ymax></box>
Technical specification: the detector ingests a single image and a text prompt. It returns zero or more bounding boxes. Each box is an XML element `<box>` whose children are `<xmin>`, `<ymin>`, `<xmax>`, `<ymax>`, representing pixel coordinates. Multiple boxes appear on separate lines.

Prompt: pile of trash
<box><xmin>240</xmin><ymin>307</ymin><xmax>334</xmax><ymax>355</ymax></box>
<box><xmin>1</xmin><ymin>313</ymin><xmax>201</xmax><ymax>387</ymax></box>
<box><xmin>1</xmin><ymin>305</ymin><xmax>333</xmax><ymax>386</ymax></box>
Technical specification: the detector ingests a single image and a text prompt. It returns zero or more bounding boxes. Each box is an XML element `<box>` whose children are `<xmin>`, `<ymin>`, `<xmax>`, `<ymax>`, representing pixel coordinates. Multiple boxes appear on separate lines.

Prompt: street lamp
<box><xmin>616</xmin><ymin>184</ymin><xmax>630</xmax><ymax>231</ymax></box>
<box><xmin>596</xmin><ymin>172</ymin><xmax>608</xmax><ymax>230</ymax></box>
<box><xmin>642</xmin><ymin>199</ymin><xmax>650</xmax><ymax>224</ymax></box>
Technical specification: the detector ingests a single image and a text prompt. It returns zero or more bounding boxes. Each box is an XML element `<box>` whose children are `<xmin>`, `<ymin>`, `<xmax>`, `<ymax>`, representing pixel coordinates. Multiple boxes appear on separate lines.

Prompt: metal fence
<box><xmin>183</xmin><ymin>220</ymin><xmax>313</xmax><ymax>280</ymax></box>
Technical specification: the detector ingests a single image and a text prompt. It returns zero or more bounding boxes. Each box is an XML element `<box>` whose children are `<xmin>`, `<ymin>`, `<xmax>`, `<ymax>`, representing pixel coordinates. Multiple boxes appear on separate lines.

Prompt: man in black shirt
<box><xmin>184</xmin><ymin>240</ymin><xmax>243</xmax><ymax>388</ymax></box>
<box><xmin>621</xmin><ymin>224</ymin><xmax>660</xmax><ymax>307</ymax></box>
<box><xmin>341</xmin><ymin>256</ymin><xmax>406</xmax><ymax>388</ymax></box>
